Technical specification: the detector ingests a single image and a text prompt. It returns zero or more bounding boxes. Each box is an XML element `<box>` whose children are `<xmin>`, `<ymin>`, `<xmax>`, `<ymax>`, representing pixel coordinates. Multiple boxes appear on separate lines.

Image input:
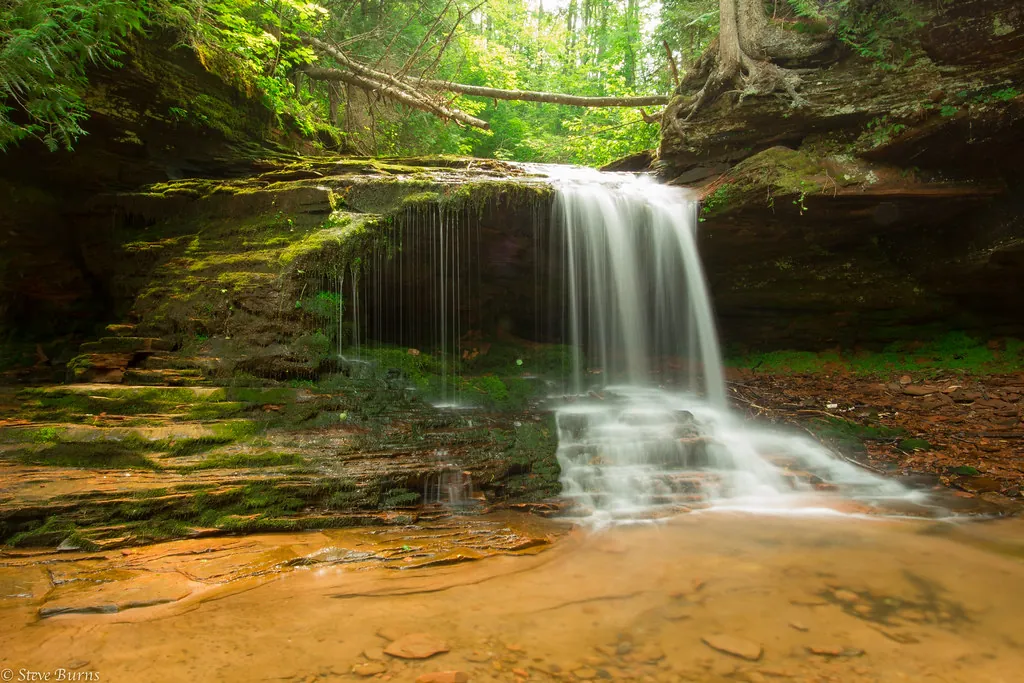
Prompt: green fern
<box><xmin>784</xmin><ymin>0</ymin><xmax>824</xmax><ymax>19</ymax></box>
<box><xmin>0</xmin><ymin>0</ymin><xmax>146</xmax><ymax>152</ymax></box>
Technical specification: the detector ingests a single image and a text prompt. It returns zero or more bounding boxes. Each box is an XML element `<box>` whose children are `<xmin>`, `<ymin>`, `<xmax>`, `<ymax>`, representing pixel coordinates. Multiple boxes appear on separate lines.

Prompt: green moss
<box><xmin>401</xmin><ymin>191</ymin><xmax>442</xmax><ymax>207</ymax></box>
<box><xmin>363</xmin><ymin>345</ymin><xmax>445</xmax><ymax>391</ymax></box>
<box><xmin>9</xmin><ymin>440</ymin><xmax>164</xmax><ymax>470</ymax></box>
<box><xmin>992</xmin><ymin>15</ymin><xmax>1014</xmax><ymax>37</ymax></box>
<box><xmin>185</xmin><ymin>401</ymin><xmax>247</xmax><ymax>420</ymax></box>
<box><xmin>279</xmin><ymin>215</ymin><xmax>352</xmax><ymax>265</ymax></box>
<box><xmin>32</xmin><ymin>426</ymin><xmax>65</xmax><ymax>443</ymax></box>
<box><xmin>382</xmin><ymin>488</ymin><xmax>422</xmax><ymax>508</ymax></box>
<box><xmin>462</xmin><ymin>341</ymin><xmax>574</xmax><ymax>377</ymax></box>
<box><xmin>731</xmin><ymin>349</ymin><xmax>844</xmax><ymax>374</ymax></box>
<box><xmin>500</xmin><ymin>417</ymin><xmax>560</xmax><ymax>501</ymax></box>
<box><xmin>210</xmin><ymin>420</ymin><xmax>264</xmax><ymax>440</ymax></box>
<box><xmin>438</xmin><ymin>180</ymin><xmax>553</xmax><ymax>214</ymax></box>
<box><xmin>728</xmin><ymin>333</ymin><xmax>1024</xmax><ymax>377</ymax></box>
<box><xmin>178</xmin><ymin>451</ymin><xmax>304</xmax><ymax>471</ymax></box>
<box><xmin>5</xmin><ymin>517</ymin><xmax>96</xmax><ymax>549</ymax></box>
<box><xmin>898</xmin><ymin>438</ymin><xmax>932</xmax><ymax>452</ymax></box>
<box><xmin>166</xmin><ymin>436</ymin><xmax>235</xmax><ymax>457</ymax></box>
<box><xmin>701</xmin><ymin>147</ymin><xmax>837</xmax><ymax>219</ymax></box>
<box><xmin>127</xmin><ymin>519</ymin><xmax>196</xmax><ymax>543</ymax></box>
<box><xmin>212</xmin><ymin>515</ymin><xmax>301</xmax><ymax>533</ymax></box>
<box><xmin>810</xmin><ymin>415</ymin><xmax>906</xmax><ymax>442</ymax></box>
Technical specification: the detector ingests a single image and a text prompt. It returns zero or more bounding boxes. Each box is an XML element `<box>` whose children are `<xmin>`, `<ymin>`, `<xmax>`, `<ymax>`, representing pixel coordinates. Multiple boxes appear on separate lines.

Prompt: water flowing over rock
<box><xmin>543</xmin><ymin>169</ymin><xmax>913</xmax><ymax>521</ymax></box>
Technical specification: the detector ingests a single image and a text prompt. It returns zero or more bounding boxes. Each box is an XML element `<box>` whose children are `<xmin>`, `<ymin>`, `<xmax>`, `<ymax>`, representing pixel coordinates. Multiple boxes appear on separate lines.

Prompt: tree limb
<box><xmin>397</xmin><ymin>0</ymin><xmax>454</xmax><ymax>78</ymax></box>
<box><xmin>302</xmin><ymin>67</ymin><xmax>489</xmax><ymax>129</ymax></box>
<box><xmin>304</xmin><ymin>36</ymin><xmax>436</xmax><ymax>105</ymax></box>
<box><xmin>662</xmin><ymin>40</ymin><xmax>680</xmax><ymax>89</ymax></box>
<box><xmin>406</xmin><ymin>77</ymin><xmax>669</xmax><ymax>106</ymax></box>
<box><xmin>418</xmin><ymin>0</ymin><xmax>487</xmax><ymax>80</ymax></box>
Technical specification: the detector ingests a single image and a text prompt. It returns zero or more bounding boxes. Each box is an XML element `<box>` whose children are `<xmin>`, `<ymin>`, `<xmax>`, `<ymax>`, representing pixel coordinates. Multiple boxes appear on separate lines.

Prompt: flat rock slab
<box><xmin>416</xmin><ymin>672</ymin><xmax>469</xmax><ymax>683</ymax></box>
<box><xmin>384</xmin><ymin>633</ymin><xmax>450</xmax><ymax>659</ymax></box>
<box><xmin>39</xmin><ymin>572</ymin><xmax>195</xmax><ymax>618</ymax></box>
<box><xmin>701</xmin><ymin>635</ymin><xmax>763</xmax><ymax>661</ymax></box>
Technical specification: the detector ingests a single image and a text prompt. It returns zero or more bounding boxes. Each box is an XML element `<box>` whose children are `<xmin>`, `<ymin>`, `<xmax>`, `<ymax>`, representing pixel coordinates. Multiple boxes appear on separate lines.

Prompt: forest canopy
<box><xmin>3</xmin><ymin>0</ymin><xmax>921</xmax><ymax>170</ymax></box>
<box><xmin>0</xmin><ymin>0</ymin><xmax>733</xmax><ymax>165</ymax></box>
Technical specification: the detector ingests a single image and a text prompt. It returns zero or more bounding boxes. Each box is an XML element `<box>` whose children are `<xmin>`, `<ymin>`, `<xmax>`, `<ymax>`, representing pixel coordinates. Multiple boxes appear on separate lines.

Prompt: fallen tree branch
<box><xmin>304</xmin><ymin>36</ymin><xmax>438</xmax><ymax>106</ymax></box>
<box><xmin>302</xmin><ymin>66</ymin><xmax>489</xmax><ymax>129</ymax></box>
<box><xmin>406</xmin><ymin>77</ymin><xmax>670</xmax><ymax>106</ymax></box>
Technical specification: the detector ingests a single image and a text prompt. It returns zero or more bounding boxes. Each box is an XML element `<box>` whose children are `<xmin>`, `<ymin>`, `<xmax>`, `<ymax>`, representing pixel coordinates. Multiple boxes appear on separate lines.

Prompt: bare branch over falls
<box><xmin>406</xmin><ymin>78</ymin><xmax>670</xmax><ymax>107</ymax></box>
<box><xmin>301</xmin><ymin>34</ymin><xmax>670</xmax><ymax>130</ymax></box>
<box><xmin>302</xmin><ymin>66</ymin><xmax>490</xmax><ymax>129</ymax></box>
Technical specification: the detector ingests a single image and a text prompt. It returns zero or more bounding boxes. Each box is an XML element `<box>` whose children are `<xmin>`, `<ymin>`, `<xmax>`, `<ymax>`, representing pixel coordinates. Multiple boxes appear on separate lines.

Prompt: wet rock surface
<box><xmin>2</xmin><ymin>513</ymin><xmax>1023</xmax><ymax>682</ymax></box>
<box><xmin>0</xmin><ymin>512</ymin><xmax>564</xmax><ymax>624</ymax></box>
<box><xmin>0</xmin><ymin>378</ymin><xmax>564</xmax><ymax>547</ymax></box>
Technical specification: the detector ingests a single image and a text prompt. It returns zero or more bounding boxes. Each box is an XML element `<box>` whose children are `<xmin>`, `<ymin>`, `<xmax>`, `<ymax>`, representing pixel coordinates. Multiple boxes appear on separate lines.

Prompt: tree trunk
<box><xmin>674</xmin><ymin>0</ymin><xmax>834</xmax><ymax>120</ymax></box>
<box><xmin>328</xmin><ymin>84</ymin><xmax>339</xmax><ymax>126</ymax></box>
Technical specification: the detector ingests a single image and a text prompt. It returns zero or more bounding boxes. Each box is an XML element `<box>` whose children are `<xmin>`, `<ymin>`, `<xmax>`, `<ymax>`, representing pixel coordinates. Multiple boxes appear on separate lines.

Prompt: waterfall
<box><xmin>551</xmin><ymin>169</ymin><xmax>725</xmax><ymax>403</ymax></box>
<box><xmin>545</xmin><ymin>167</ymin><xmax>909</xmax><ymax>521</ymax></box>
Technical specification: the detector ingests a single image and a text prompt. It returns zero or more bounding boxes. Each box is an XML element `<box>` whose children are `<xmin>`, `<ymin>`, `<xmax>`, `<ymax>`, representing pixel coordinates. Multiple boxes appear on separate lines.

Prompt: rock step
<box><xmin>121</xmin><ymin>369</ymin><xmax>209</xmax><ymax>387</ymax></box>
<box><xmin>138</xmin><ymin>355</ymin><xmax>217</xmax><ymax>372</ymax></box>
<box><xmin>79</xmin><ymin>337</ymin><xmax>174</xmax><ymax>354</ymax></box>
<box><xmin>68</xmin><ymin>353</ymin><xmax>135</xmax><ymax>384</ymax></box>
<box><xmin>103</xmin><ymin>324</ymin><xmax>138</xmax><ymax>337</ymax></box>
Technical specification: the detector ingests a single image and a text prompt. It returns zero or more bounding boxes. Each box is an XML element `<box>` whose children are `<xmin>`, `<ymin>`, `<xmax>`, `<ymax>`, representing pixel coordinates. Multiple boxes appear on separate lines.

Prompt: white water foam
<box><xmin>539</xmin><ymin>166</ymin><xmax>916</xmax><ymax>521</ymax></box>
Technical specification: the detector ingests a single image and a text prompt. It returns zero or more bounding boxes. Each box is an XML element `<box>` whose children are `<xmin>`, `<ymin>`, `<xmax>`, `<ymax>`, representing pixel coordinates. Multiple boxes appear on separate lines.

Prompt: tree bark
<box><xmin>302</xmin><ymin>67</ymin><xmax>490</xmax><ymax>129</ymax></box>
<box><xmin>406</xmin><ymin>77</ymin><xmax>669</xmax><ymax>106</ymax></box>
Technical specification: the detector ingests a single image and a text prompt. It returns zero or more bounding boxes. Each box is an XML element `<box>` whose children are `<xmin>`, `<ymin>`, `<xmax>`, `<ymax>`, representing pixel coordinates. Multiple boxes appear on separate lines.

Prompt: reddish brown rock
<box><xmin>415</xmin><ymin>672</ymin><xmax>469</xmax><ymax>683</ymax></box>
<box><xmin>384</xmin><ymin>633</ymin><xmax>451</xmax><ymax>660</ymax></box>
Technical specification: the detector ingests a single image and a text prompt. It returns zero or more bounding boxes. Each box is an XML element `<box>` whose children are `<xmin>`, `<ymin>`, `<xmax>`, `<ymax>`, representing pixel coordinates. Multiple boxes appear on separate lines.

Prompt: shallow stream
<box><xmin>2</xmin><ymin>509</ymin><xmax>1022</xmax><ymax>682</ymax></box>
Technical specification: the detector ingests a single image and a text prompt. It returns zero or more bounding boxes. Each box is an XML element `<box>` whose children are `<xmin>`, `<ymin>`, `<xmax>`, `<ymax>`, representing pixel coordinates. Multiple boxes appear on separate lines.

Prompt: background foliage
<box><xmin>1</xmin><ymin>0</ymin><xmax>746</xmax><ymax>164</ymax></box>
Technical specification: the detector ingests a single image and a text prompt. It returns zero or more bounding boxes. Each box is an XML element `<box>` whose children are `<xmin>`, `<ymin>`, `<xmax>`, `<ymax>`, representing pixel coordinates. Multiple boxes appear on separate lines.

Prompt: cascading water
<box><xmin>546</xmin><ymin>167</ymin><xmax>909</xmax><ymax>521</ymax></box>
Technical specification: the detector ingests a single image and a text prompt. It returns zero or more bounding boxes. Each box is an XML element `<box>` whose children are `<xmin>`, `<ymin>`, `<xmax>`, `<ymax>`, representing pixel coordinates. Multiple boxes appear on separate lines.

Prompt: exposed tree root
<box><xmin>681</xmin><ymin>52</ymin><xmax>808</xmax><ymax>122</ymax></box>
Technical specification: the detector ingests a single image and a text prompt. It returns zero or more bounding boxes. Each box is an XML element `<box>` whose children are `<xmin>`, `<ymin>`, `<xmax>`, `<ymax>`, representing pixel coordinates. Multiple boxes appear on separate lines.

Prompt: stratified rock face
<box><xmin>922</xmin><ymin>0</ymin><xmax>1024</xmax><ymax>66</ymax></box>
<box><xmin>693</xmin><ymin>147</ymin><xmax>1024</xmax><ymax>349</ymax></box>
<box><xmin>0</xmin><ymin>150</ymin><xmax>555</xmax><ymax>382</ymax></box>
<box><xmin>660</xmin><ymin>1</ymin><xmax>1024</xmax><ymax>180</ymax></box>
<box><xmin>656</xmin><ymin>0</ymin><xmax>1024</xmax><ymax>350</ymax></box>
<box><xmin>0</xmin><ymin>30</ymin><xmax>304</xmax><ymax>373</ymax></box>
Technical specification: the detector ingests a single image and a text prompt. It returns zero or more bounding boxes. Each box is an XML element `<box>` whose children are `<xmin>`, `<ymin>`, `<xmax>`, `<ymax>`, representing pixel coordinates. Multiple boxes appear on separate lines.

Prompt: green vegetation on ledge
<box><xmin>729</xmin><ymin>333</ymin><xmax>1024</xmax><ymax>377</ymax></box>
